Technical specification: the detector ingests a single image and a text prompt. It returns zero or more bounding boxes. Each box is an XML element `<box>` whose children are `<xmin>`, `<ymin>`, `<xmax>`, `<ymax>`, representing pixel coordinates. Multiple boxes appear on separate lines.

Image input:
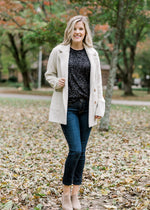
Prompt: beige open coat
<box><xmin>45</xmin><ymin>44</ymin><xmax>105</xmax><ymax>127</ymax></box>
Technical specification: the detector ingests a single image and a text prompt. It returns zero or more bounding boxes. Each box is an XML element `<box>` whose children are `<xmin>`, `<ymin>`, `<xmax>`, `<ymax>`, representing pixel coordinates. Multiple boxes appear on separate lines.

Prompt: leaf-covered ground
<box><xmin>0</xmin><ymin>98</ymin><xmax>150</xmax><ymax>210</ymax></box>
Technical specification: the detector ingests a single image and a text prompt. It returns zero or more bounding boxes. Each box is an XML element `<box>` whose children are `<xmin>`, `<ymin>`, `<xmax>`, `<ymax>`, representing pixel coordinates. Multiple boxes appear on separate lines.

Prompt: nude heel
<box><xmin>71</xmin><ymin>195</ymin><xmax>81</xmax><ymax>210</ymax></box>
<box><xmin>62</xmin><ymin>194</ymin><xmax>73</xmax><ymax>210</ymax></box>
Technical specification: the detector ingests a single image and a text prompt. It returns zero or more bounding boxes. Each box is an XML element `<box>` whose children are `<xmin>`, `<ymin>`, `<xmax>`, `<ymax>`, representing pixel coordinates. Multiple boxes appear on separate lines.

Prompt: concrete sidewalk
<box><xmin>111</xmin><ymin>99</ymin><xmax>150</xmax><ymax>106</ymax></box>
<box><xmin>0</xmin><ymin>93</ymin><xmax>51</xmax><ymax>101</ymax></box>
<box><xmin>0</xmin><ymin>93</ymin><xmax>150</xmax><ymax>106</ymax></box>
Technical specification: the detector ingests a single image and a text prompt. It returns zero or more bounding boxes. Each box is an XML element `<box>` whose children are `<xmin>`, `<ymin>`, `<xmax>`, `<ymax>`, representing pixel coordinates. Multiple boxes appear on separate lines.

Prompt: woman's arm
<box><xmin>45</xmin><ymin>47</ymin><xmax>65</xmax><ymax>90</ymax></box>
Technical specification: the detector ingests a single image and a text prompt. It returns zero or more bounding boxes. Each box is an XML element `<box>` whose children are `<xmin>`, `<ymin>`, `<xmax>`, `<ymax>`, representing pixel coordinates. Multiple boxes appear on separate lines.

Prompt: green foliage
<box><xmin>25</xmin><ymin>18</ymin><xmax>66</xmax><ymax>49</ymax></box>
<box><xmin>0</xmin><ymin>46</ymin><xmax>14</xmax><ymax>75</ymax></box>
<box><xmin>136</xmin><ymin>50</ymin><xmax>150</xmax><ymax>78</ymax></box>
<box><xmin>8</xmin><ymin>75</ymin><xmax>18</xmax><ymax>82</ymax></box>
<box><xmin>0</xmin><ymin>81</ymin><xmax>23</xmax><ymax>88</ymax></box>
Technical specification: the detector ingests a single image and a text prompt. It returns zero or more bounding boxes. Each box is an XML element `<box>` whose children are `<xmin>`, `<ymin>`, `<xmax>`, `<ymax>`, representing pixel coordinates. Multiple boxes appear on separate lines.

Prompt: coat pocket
<box><xmin>50</xmin><ymin>91</ymin><xmax>63</xmax><ymax>110</ymax></box>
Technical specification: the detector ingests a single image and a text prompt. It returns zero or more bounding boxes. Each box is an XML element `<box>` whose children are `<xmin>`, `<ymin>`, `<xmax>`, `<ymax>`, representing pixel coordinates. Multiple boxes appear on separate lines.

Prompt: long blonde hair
<box><xmin>62</xmin><ymin>15</ymin><xmax>93</xmax><ymax>48</ymax></box>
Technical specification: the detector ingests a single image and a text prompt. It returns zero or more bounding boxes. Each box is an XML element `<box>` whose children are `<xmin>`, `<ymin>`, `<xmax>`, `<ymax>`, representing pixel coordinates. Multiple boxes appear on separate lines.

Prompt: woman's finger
<box><xmin>59</xmin><ymin>78</ymin><xmax>65</xmax><ymax>87</ymax></box>
<box><xmin>95</xmin><ymin>115</ymin><xmax>101</xmax><ymax>119</ymax></box>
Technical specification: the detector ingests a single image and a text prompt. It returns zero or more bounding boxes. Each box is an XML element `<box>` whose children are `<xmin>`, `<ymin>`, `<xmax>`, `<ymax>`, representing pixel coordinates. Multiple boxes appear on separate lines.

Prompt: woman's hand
<box><xmin>95</xmin><ymin>115</ymin><xmax>101</xmax><ymax>120</ymax></box>
<box><xmin>58</xmin><ymin>78</ymin><xmax>65</xmax><ymax>87</ymax></box>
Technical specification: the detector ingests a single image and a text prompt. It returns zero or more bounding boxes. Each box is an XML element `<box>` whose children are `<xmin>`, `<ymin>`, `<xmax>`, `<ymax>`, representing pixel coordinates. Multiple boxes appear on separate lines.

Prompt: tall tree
<box><xmin>71</xmin><ymin>0</ymin><xmax>150</xmax><ymax>130</ymax></box>
<box><xmin>90</xmin><ymin>0</ymin><xmax>150</xmax><ymax>96</ymax></box>
<box><xmin>0</xmin><ymin>0</ymin><xmax>38</xmax><ymax>89</ymax></box>
<box><xmin>7</xmin><ymin>33</ymin><xmax>31</xmax><ymax>89</ymax></box>
<box><xmin>99</xmin><ymin>0</ymin><xmax>127</xmax><ymax>130</ymax></box>
<box><xmin>114</xmin><ymin>2</ymin><xmax>149</xmax><ymax>96</ymax></box>
<box><xmin>136</xmin><ymin>49</ymin><xmax>150</xmax><ymax>93</ymax></box>
<box><xmin>0</xmin><ymin>0</ymin><xmax>69</xmax><ymax>89</ymax></box>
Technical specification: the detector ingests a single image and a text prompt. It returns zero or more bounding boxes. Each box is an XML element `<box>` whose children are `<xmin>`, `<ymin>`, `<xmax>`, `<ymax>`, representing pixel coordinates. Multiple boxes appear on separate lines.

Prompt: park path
<box><xmin>0</xmin><ymin>93</ymin><xmax>150</xmax><ymax>106</ymax></box>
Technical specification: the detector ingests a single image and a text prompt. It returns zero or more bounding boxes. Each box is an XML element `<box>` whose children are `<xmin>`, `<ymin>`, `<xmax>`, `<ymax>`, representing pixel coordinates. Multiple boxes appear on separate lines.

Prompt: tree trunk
<box><xmin>122</xmin><ymin>71</ymin><xmax>134</xmax><ymax>96</ymax></box>
<box><xmin>99</xmin><ymin>40</ymin><xmax>119</xmax><ymax>131</ymax></box>
<box><xmin>123</xmin><ymin>77</ymin><xmax>134</xmax><ymax>96</ymax></box>
<box><xmin>21</xmin><ymin>70</ymin><xmax>31</xmax><ymax>90</ymax></box>
<box><xmin>122</xmin><ymin>44</ymin><xmax>135</xmax><ymax>96</ymax></box>
<box><xmin>99</xmin><ymin>0</ymin><xmax>125</xmax><ymax>131</ymax></box>
<box><xmin>7</xmin><ymin>32</ymin><xmax>31</xmax><ymax>90</ymax></box>
<box><xmin>124</xmin><ymin>82</ymin><xmax>133</xmax><ymax>95</ymax></box>
<box><xmin>148</xmin><ymin>78</ymin><xmax>150</xmax><ymax>94</ymax></box>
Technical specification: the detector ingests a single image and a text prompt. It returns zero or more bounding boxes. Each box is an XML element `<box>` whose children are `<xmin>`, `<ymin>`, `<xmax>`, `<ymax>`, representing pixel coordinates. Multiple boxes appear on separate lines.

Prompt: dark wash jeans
<box><xmin>61</xmin><ymin>99</ymin><xmax>92</xmax><ymax>185</ymax></box>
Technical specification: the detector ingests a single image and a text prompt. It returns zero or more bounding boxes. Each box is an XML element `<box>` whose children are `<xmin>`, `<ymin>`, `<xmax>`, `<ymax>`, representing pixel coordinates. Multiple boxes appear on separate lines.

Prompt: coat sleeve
<box><xmin>45</xmin><ymin>47</ymin><xmax>62</xmax><ymax>90</ymax></box>
<box><xmin>95</xmin><ymin>51</ymin><xmax>105</xmax><ymax>117</ymax></box>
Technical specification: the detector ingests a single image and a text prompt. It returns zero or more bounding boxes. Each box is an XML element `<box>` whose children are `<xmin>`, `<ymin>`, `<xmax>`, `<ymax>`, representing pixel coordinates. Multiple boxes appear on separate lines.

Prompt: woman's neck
<box><xmin>71</xmin><ymin>42</ymin><xmax>84</xmax><ymax>50</ymax></box>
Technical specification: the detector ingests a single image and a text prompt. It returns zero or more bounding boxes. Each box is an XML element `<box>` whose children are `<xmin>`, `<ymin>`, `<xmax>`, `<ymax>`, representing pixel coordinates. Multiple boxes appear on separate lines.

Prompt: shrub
<box><xmin>8</xmin><ymin>76</ymin><xmax>18</xmax><ymax>82</ymax></box>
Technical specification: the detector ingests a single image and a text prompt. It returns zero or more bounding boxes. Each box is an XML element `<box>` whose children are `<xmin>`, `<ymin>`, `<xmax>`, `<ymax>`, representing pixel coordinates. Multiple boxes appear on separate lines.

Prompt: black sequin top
<box><xmin>68</xmin><ymin>47</ymin><xmax>91</xmax><ymax>104</ymax></box>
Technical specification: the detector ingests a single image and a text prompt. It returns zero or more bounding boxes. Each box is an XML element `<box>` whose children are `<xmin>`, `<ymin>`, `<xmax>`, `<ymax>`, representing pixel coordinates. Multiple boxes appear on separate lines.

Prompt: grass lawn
<box><xmin>0</xmin><ymin>98</ymin><xmax>149</xmax><ymax>209</ymax></box>
<box><xmin>0</xmin><ymin>87</ymin><xmax>53</xmax><ymax>96</ymax></box>
<box><xmin>108</xmin><ymin>89</ymin><xmax>150</xmax><ymax>101</ymax></box>
<box><xmin>0</xmin><ymin>86</ymin><xmax>150</xmax><ymax>101</ymax></box>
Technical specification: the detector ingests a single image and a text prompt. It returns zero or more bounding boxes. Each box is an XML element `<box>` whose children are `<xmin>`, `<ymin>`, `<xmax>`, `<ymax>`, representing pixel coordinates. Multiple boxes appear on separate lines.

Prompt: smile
<box><xmin>74</xmin><ymin>35</ymin><xmax>82</xmax><ymax>38</ymax></box>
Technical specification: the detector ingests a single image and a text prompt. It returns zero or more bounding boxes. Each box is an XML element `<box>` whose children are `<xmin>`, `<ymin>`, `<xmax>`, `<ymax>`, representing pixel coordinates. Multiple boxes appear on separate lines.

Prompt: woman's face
<box><xmin>71</xmin><ymin>21</ymin><xmax>86</xmax><ymax>45</ymax></box>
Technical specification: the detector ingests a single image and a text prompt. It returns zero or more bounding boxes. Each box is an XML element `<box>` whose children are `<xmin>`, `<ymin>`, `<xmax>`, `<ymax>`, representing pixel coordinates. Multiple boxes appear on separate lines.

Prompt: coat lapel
<box><xmin>58</xmin><ymin>44</ymin><xmax>70</xmax><ymax>79</ymax></box>
<box><xmin>58</xmin><ymin>44</ymin><xmax>70</xmax><ymax>115</ymax></box>
<box><xmin>84</xmin><ymin>45</ymin><xmax>97</xmax><ymax>93</ymax></box>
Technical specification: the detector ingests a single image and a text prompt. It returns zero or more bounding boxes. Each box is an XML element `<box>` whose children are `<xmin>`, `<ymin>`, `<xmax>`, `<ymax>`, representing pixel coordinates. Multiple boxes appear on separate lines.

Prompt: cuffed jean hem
<box><xmin>63</xmin><ymin>177</ymin><xmax>82</xmax><ymax>186</ymax></box>
<box><xmin>73</xmin><ymin>182</ymin><xmax>82</xmax><ymax>185</ymax></box>
<box><xmin>63</xmin><ymin>182</ymin><xmax>81</xmax><ymax>186</ymax></box>
<box><xmin>63</xmin><ymin>182</ymin><xmax>72</xmax><ymax>186</ymax></box>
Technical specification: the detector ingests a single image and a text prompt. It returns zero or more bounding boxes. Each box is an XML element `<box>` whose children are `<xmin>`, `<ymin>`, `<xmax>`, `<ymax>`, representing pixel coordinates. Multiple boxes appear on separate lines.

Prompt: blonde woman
<box><xmin>45</xmin><ymin>15</ymin><xmax>105</xmax><ymax>210</ymax></box>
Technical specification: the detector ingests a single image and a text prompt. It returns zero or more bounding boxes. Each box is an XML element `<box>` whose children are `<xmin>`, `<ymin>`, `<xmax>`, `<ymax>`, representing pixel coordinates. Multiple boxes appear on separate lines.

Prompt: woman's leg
<box><xmin>73</xmin><ymin>109</ymin><xmax>92</xmax><ymax>186</ymax></box>
<box><xmin>62</xmin><ymin>185</ymin><xmax>72</xmax><ymax>210</ymax></box>
<box><xmin>61</xmin><ymin>100</ymin><xmax>91</xmax><ymax>209</ymax></box>
<box><xmin>71</xmin><ymin>109</ymin><xmax>91</xmax><ymax>210</ymax></box>
<box><xmin>71</xmin><ymin>185</ymin><xmax>81</xmax><ymax>209</ymax></box>
<box><xmin>61</xmin><ymin>108</ymin><xmax>82</xmax><ymax>209</ymax></box>
<box><xmin>61</xmin><ymin>107</ymin><xmax>82</xmax><ymax>186</ymax></box>
<box><xmin>71</xmin><ymin>185</ymin><xmax>80</xmax><ymax>195</ymax></box>
<box><xmin>63</xmin><ymin>185</ymin><xmax>71</xmax><ymax>195</ymax></box>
